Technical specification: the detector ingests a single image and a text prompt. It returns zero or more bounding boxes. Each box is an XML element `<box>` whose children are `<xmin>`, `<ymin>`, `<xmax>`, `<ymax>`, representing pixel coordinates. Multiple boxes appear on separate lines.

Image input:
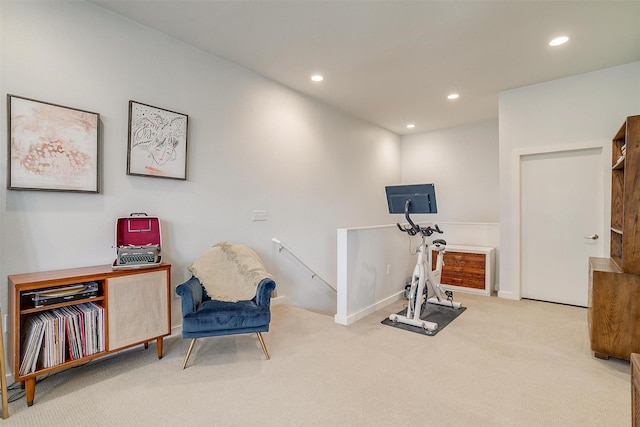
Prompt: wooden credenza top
<box><xmin>589</xmin><ymin>257</ymin><xmax>623</xmax><ymax>274</ymax></box>
<box><xmin>8</xmin><ymin>263</ymin><xmax>171</xmax><ymax>290</ymax></box>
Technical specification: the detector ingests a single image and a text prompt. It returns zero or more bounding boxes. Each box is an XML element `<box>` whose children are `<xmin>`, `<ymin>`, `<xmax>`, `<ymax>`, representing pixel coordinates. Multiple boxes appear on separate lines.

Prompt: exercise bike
<box><xmin>388</xmin><ymin>200</ymin><xmax>461</xmax><ymax>331</ymax></box>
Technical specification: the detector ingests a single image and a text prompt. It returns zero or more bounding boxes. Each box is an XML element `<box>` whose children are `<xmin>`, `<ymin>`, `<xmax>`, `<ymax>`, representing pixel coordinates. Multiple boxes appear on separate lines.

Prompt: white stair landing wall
<box><xmin>335</xmin><ymin>222</ymin><xmax>499</xmax><ymax>325</ymax></box>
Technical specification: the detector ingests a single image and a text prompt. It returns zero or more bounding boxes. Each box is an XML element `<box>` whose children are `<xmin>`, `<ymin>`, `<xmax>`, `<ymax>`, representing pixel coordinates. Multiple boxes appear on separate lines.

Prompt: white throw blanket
<box><xmin>189</xmin><ymin>242</ymin><xmax>272</xmax><ymax>302</ymax></box>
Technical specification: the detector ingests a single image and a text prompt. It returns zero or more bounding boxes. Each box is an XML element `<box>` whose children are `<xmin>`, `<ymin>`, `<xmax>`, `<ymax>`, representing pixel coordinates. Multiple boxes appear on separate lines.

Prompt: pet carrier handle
<box><xmin>129</xmin><ymin>212</ymin><xmax>148</xmax><ymax>217</ymax></box>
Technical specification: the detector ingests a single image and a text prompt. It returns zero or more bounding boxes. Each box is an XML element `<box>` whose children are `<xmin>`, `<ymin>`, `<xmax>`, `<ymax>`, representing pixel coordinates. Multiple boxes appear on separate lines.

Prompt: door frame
<box><xmin>504</xmin><ymin>142</ymin><xmax>610</xmax><ymax>301</ymax></box>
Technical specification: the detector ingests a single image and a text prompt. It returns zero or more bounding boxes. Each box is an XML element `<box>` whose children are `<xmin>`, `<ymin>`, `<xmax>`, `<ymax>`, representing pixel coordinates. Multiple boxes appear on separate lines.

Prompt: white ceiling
<box><xmin>91</xmin><ymin>0</ymin><xmax>640</xmax><ymax>135</ymax></box>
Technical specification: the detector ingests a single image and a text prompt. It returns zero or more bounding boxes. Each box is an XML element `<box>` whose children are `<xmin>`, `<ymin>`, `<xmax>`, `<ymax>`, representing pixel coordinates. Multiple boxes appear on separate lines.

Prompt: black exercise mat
<box><xmin>381</xmin><ymin>303</ymin><xmax>466</xmax><ymax>336</ymax></box>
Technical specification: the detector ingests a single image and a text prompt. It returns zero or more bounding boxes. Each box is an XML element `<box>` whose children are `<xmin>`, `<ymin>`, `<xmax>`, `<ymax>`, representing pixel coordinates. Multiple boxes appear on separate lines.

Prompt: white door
<box><xmin>520</xmin><ymin>147</ymin><xmax>604</xmax><ymax>307</ymax></box>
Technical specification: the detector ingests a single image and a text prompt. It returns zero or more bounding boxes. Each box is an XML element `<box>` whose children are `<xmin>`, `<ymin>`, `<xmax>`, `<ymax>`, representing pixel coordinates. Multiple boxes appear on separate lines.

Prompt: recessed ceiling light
<box><xmin>406</xmin><ymin>124</ymin><xmax>416</xmax><ymax>129</ymax></box>
<box><xmin>549</xmin><ymin>36</ymin><xmax>569</xmax><ymax>46</ymax></box>
<box><xmin>311</xmin><ymin>74</ymin><xmax>324</xmax><ymax>82</ymax></box>
<box><xmin>447</xmin><ymin>93</ymin><xmax>459</xmax><ymax>100</ymax></box>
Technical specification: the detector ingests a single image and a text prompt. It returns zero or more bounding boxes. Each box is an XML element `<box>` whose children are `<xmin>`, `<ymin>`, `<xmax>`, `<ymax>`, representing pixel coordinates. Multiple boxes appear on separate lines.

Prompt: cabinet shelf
<box><xmin>19</xmin><ymin>296</ymin><xmax>105</xmax><ymax>315</ymax></box>
<box><xmin>17</xmin><ymin>350</ymin><xmax>109</xmax><ymax>379</ymax></box>
<box><xmin>613</xmin><ymin>156</ymin><xmax>625</xmax><ymax>170</ymax></box>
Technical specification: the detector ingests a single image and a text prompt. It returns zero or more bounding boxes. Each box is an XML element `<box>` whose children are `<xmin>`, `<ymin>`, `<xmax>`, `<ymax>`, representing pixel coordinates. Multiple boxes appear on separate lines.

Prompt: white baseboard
<box><xmin>497</xmin><ymin>290</ymin><xmax>518</xmax><ymax>300</ymax></box>
<box><xmin>334</xmin><ymin>292</ymin><xmax>404</xmax><ymax>325</ymax></box>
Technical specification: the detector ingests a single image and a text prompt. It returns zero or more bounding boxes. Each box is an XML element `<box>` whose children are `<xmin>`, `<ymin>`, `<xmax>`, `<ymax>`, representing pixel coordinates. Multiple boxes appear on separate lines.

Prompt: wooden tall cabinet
<box><xmin>610</xmin><ymin>115</ymin><xmax>640</xmax><ymax>273</ymax></box>
<box><xmin>8</xmin><ymin>263</ymin><xmax>171</xmax><ymax>406</ymax></box>
<box><xmin>589</xmin><ymin>115</ymin><xmax>640</xmax><ymax>360</ymax></box>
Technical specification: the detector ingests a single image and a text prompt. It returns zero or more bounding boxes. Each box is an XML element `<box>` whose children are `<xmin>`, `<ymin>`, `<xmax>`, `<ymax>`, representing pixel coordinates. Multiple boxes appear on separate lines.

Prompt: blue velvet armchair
<box><xmin>176</xmin><ymin>275</ymin><xmax>276</xmax><ymax>369</ymax></box>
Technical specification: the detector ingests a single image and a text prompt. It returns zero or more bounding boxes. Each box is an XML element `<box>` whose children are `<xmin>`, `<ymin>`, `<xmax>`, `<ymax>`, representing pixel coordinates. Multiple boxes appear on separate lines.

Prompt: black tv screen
<box><xmin>385</xmin><ymin>183</ymin><xmax>438</xmax><ymax>214</ymax></box>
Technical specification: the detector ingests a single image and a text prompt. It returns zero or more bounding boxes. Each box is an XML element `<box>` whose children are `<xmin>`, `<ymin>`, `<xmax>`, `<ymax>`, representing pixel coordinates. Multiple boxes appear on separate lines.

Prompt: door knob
<box><xmin>584</xmin><ymin>234</ymin><xmax>599</xmax><ymax>240</ymax></box>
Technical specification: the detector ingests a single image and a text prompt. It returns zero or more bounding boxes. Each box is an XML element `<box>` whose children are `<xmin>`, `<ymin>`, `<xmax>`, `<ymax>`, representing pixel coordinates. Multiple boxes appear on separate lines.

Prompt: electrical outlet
<box><xmin>386</xmin><ymin>265</ymin><xmax>391</xmax><ymax>276</ymax></box>
<box><xmin>252</xmin><ymin>210</ymin><xmax>267</xmax><ymax>221</ymax></box>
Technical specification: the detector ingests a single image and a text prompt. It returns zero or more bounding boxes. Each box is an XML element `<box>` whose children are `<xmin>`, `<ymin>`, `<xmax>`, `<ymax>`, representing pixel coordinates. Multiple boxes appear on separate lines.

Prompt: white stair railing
<box><xmin>272</xmin><ymin>238</ymin><xmax>337</xmax><ymax>293</ymax></box>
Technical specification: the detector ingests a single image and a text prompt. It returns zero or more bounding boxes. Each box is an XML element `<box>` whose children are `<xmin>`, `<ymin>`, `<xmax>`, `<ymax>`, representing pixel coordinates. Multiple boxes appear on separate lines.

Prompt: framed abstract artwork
<box><xmin>127</xmin><ymin>100</ymin><xmax>188</xmax><ymax>180</ymax></box>
<box><xmin>7</xmin><ymin>95</ymin><xmax>100</xmax><ymax>192</ymax></box>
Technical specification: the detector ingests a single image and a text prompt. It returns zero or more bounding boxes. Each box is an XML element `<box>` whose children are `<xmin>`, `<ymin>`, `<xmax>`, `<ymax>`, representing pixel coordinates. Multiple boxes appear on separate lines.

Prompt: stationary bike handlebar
<box><xmin>396</xmin><ymin>199</ymin><xmax>443</xmax><ymax>237</ymax></box>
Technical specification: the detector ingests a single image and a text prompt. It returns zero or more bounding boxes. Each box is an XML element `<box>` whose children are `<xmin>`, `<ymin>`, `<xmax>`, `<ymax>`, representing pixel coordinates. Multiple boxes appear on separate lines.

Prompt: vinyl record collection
<box><xmin>19</xmin><ymin>303</ymin><xmax>105</xmax><ymax>376</ymax></box>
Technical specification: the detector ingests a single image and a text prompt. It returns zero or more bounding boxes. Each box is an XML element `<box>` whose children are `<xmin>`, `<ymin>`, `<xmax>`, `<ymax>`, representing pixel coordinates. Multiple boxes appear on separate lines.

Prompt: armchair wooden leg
<box><xmin>256</xmin><ymin>332</ymin><xmax>270</xmax><ymax>360</ymax></box>
<box><xmin>182</xmin><ymin>338</ymin><xmax>197</xmax><ymax>370</ymax></box>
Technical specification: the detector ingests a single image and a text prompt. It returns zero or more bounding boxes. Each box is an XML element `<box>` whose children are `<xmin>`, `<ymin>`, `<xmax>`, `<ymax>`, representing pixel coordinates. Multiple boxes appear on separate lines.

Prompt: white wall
<box><xmin>335</xmin><ymin>225</ymin><xmax>415</xmax><ymax>325</ymax></box>
<box><xmin>0</xmin><ymin>1</ymin><xmax>400</xmax><ymax>327</ymax></box>
<box><xmin>400</xmin><ymin>120</ymin><xmax>500</xmax><ymax>223</ymax></box>
<box><xmin>338</xmin><ymin>120</ymin><xmax>501</xmax><ymax>323</ymax></box>
<box><xmin>498</xmin><ymin>61</ymin><xmax>640</xmax><ymax>299</ymax></box>
<box><xmin>398</xmin><ymin>121</ymin><xmax>501</xmax><ymax>291</ymax></box>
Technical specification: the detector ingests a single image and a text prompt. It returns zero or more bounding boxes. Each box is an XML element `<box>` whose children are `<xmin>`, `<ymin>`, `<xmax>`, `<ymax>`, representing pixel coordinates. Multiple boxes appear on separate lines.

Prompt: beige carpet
<box><xmin>3</xmin><ymin>293</ymin><xmax>630</xmax><ymax>426</ymax></box>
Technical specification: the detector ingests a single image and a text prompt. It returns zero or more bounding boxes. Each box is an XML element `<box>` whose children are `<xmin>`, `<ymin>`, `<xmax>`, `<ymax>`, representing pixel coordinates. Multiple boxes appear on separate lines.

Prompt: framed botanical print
<box><xmin>127</xmin><ymin>100</ymin><xmax>188</xmax><ymax>180</ymax></box>
<box><xmin>7</xmin><ymin>94</ymin><xmax>100</xmax><ymax>192</ymax></box>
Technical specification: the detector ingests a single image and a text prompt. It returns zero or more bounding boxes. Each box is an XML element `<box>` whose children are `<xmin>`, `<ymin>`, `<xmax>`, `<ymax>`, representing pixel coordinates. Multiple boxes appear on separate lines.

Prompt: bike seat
<box><xmin>433</xmin><ymin>239</ymin><xmax>447</xmax><ymax>246</ymax></box>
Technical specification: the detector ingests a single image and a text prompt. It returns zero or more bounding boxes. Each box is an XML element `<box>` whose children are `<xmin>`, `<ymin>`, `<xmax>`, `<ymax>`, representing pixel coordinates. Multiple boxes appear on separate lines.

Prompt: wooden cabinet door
<box><xmin>106</xmin><ymin>270</ymin><xmax>169</xmax><ymax>350</ymax></box>
<box><xmin>430</xmin><ymin>245</ymin><xmax>494</xmax><ymax>295</ymax></box>
<box><xmin>438</xmin><ymin>252</ymin><xmax>487</xmax><ymax>289</ymax></box>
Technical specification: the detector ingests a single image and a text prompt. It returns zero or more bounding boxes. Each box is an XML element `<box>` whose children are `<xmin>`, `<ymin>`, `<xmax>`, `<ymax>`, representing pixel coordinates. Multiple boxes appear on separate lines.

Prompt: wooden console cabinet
<box><xmin>588</xmin><ymin>257</ymin><xmax>640</xmax><ymax>359</ymax></box>
<box><xmin>589</xmin><ymin>115</ymin><xmax>640</xmax><ymax>360</ymax></box>
<box><xmin>8</xmin><ymin>263</ymin><xmax>171</xmax><ymax>406</ymax></box>
<box><xmin>432</xmin><ymin>245</ymin><xmax>495</xmax><ymax>296</ymax></box>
